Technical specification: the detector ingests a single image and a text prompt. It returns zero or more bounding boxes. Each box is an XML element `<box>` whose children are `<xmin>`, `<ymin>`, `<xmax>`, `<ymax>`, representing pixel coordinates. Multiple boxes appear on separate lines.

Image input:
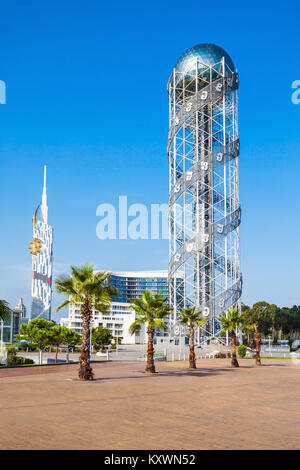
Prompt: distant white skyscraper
<box><xmin>15</xmin><ymin>297</ymin><xmax>27</xmax><ymax>318</ymax></box>
<box><xmin>30</xmin><ymin>166</ymin><xmax>53</xmax><ymax>320</ymax></box>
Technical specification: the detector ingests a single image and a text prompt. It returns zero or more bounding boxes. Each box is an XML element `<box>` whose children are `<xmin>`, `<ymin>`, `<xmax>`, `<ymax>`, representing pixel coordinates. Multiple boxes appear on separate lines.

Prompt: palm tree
<box><xmin>179</xmin><ymin>306</ymin><xmax>205</xmax><ymax>369</ymax></box>
<box><xmin>0</xmin><ymin>300</ymin><xmax>11</xmax><ymax>322</ymax></box>
<box><xmin>0</xmin><ymin>300</ymin><xmax>11</xmax><ymax>347</ymax></box>
<box><xmin>129</xmin><ymin>290</ymin><xmax>171</xmax><ymax>374</ymax></box>
<box><xmin>56</xmin><ymin>264</ymin><xmax>116</xmax><ymax>380</ymax></box>
<box><xmin>219</xmin><ymin>306</ymin><xmax>242</xmax><ymax>368</ymax></box>
<box><xmin>242</xmin><ymin>301</ymin><xmax>275</xmax><ymax>366</ymax></box>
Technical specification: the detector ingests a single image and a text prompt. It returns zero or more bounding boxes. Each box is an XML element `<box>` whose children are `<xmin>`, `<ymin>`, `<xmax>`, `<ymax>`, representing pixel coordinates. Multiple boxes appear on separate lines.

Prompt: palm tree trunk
<box><xmin>145</xmin><ymin>326</ymin><xmax>155</xmax><ymax>373</ymax></box>
<box><xmin>231</xmin><ymin>330</ymin><xmax>239</xmax><ymax>367</ymax></box>
<box><xmin>55</xmin><ymin>345</ymin><xmax>58</xmax><ymax>364</ymax></box>
<box><xmin>79</xmin><ymin>299</ymin><xmax>94</xmax><ymax>380</ymax></box>
<box><xmin>255</xmin><ymin>325</ymin><xmax>261</xmax><ymax>366</ymax></box>
<box><xmin>189</xmin><ymin>323</ymin><xmax>196</xmax><ymax>369</ymax></box>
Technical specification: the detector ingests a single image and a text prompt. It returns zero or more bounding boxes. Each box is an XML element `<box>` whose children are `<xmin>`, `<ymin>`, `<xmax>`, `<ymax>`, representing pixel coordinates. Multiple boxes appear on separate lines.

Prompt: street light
<box><xmin>0</xmin><ymin>319</ymin><xmax>4</xmax><ymax>354</ymax></box>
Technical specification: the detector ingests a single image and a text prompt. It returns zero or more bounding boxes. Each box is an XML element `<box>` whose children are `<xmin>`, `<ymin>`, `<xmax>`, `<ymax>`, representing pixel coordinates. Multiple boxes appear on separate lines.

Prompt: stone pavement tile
<box><xmin>0</xmin><ymin>359</ymin><xmax>299</xmax><ymax>449</ymax></box>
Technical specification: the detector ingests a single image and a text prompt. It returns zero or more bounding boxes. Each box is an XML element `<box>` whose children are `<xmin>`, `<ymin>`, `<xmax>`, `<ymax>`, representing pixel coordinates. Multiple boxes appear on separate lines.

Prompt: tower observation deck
<box><xmin>167</xmin><ymin>43</ymin><xmax>242</xmax><ymax>338</ymax></box>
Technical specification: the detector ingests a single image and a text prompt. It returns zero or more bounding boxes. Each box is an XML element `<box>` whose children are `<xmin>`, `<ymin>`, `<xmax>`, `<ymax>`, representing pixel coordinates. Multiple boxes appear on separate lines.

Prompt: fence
<box><xmin>164</xmin><ymin>349</ymin><xmax>216</xmax><ymax>361</ymax></box>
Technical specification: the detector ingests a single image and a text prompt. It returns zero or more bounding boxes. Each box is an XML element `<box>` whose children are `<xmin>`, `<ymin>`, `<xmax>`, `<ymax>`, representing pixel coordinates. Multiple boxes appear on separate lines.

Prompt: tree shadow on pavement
<box><xmin>83</xmin><ymin>367</ymin><xmax>237</xmax><ymax>382</ymax></box>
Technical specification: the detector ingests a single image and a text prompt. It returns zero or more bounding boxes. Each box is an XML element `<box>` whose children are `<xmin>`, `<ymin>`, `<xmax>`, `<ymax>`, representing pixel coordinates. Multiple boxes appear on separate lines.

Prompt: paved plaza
<box><xmin>0</xmin><ymin>359</ymin><xmax>299</xmax><ymax>450</ymax></box>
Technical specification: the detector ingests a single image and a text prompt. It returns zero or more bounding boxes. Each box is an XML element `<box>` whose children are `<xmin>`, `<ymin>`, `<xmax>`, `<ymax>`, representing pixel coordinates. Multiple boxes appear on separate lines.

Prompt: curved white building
<box><xmin>60</xmin><ymin>270</ymin><xmax>177</xmax><ymax>344</ymax></box>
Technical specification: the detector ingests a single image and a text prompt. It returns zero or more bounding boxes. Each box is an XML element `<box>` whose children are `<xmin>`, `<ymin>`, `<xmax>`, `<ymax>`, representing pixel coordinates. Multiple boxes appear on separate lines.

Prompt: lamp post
<box><xmin>0</xmin><ymin>319</ymin><xmax>4</xmax><ymax>355</ymax></box>
<box><xmin>89</xmin><ymin>326</ymin><xmax>92</xmax><ymax>357</ymax></box>
<box><xmin>268</xmin><ymin>335</ymin><xmax>272</xmax><ymax>354</ymax></box>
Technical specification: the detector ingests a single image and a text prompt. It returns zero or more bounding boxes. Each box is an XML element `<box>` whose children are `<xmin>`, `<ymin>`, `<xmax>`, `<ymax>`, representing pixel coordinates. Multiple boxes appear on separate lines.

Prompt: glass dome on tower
<box><xmin>174</xmin><ymin>43</ymin><xmax>235</xmax><ymax>83</ymax></box>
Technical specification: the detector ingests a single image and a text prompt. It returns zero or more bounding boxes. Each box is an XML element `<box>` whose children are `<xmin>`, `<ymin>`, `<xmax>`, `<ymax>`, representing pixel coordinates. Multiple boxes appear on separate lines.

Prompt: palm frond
<box><xmin>129</xmin><ymin>290</ymin><xmax>171</xmax><ymax>333</ymax></box>
<box><xmin>129</xmin><ymin>319</ymin><xmax>143</xmax><ymax>335</ymax></box>
<box><xmin>219</xmin><ymin>306</ymin><xmax>241</xmax><ymax>333</ymax></box>
<box><xmin>179</xmin><ymin>306</ymin><xmax>205</xmax><ymax>325</ymax></box>
<box><xmin>153</xmin><ymin>319</ymin><xmax>166</xmax><ymax>330</ymax></box>
<box><xmin>0</xmin><ymin>300</ymin><xmax>11</xmax><ymax>322</ymax></box>
<box><xmin>55</xmin><ymin>275</ymin><xmax>77</xmax><ymax>296</ymax></box>
<box><xmin>55</xmin><ymin>264</ymin><xmax>114</xmax><ymax>316</ymax></box>
<box><xmin>56</xmin><ymin>299</ymin><xmax>71</xmax><ymax>312</ymax></box>
<box><xmin>71</xmin><ymin>264</ymin><xmax>94</xmax><ymax>284</ymax></box>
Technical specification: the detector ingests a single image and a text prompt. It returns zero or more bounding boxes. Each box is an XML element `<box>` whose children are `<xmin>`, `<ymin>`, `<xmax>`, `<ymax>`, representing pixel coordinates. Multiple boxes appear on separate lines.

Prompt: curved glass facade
<box><xmin>109</xmin><ymin>273</ymin><xmax>169</xmax><ymax>303</ymax></box>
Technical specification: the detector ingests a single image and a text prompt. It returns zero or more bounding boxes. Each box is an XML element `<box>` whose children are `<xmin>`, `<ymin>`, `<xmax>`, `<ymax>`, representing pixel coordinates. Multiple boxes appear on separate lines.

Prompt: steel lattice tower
<box><xmin>168</xmin><ymin>44</ymin><xmax>242</xmax><ymax>339</ymax></box>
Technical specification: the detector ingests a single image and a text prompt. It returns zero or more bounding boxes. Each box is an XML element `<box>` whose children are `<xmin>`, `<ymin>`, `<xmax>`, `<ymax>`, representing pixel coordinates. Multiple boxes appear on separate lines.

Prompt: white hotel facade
<box><xmin>60</xmin><ymin>270</ymin><xmax>172</xmax><ymax>344</ymax></box>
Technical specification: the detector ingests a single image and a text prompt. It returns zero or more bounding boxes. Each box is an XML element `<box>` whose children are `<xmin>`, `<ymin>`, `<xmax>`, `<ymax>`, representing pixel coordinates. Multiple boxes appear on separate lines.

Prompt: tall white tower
<box><xmin>168</xmin><ymin>44</ymin><xmax>242</xmax><ymax>338</ymax></box>
<box><xmin>30</xmin><ymin>166</ymin><xmax>53</xmax><ymax>320</ymax></box>
<box><xmin>15</xmin><ymin>297</ymin><xmax>27</xmax><ymax>318</ymax></box>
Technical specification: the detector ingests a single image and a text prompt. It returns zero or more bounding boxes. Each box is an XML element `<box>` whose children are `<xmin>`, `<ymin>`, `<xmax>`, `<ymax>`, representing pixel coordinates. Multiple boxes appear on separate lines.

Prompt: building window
<box><xmin>3</xmin><ymin>327</ymin><xmax>11</xmax><ymax>343</ymax></box>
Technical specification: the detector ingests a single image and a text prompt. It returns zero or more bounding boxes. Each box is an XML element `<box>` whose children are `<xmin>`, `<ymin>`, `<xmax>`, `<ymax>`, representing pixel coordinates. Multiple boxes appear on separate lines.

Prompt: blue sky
<box><xmin>0</xmin><ymin>0</ymin><xmax>299</xmax><ymax>322</ymax></box>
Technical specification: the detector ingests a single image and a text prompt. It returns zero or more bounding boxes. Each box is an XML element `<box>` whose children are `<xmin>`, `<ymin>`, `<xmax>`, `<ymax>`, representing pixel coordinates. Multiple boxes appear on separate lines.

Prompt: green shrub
<box><xmin>8</xmin><ymin>356</ymin><xmax>22</xmax><ymax>366</ymax></box>
<box><xmin>92</xmin><ymin>326</ymin><xmax>113</xmax><ymax>350</ymax></box>
<box><xmin>237</xmin><ymin>344</ymin><xmax>247</xmax><ymax>358</ymax></box>
<box><xmin>7</xmin><ymin>345</ymin><xmax>18</xmax><ymax>365</ymax></box>
<box><xmin>214</xmin><ymin>352</ymin><xmax>226</xmax><ymax>358</ymax></box>
<box><xmin>23</xmin><ymin>358</ymin><xmax>35</xmax><ymax>365</ymax></box>
<box><xmin>17</xmin><ymin>342</ymin><xmax>38</xmax><ymax>351</ymax></box>
<box><xmin>7</xmin><ymin>354</ymin><xmax>35</xmax><ymax>366</ymax></box>
<box><xmin>6</xmin><ymin>345</ymin><xmax>17</xmax><ymax>355</ymax></box>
